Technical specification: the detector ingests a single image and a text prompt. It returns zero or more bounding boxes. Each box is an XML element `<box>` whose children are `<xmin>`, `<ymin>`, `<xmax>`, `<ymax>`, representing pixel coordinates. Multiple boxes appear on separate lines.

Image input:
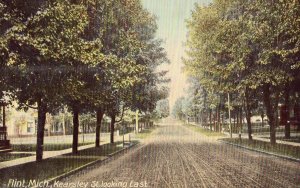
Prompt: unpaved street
<box><xmin>61</xmin><ymin>122</ymin><xmax>300</xmax><ymax>188</ymax></box>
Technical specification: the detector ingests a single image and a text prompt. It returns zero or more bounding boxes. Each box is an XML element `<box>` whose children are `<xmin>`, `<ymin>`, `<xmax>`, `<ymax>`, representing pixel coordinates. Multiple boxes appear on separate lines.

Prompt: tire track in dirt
<box><xmin>61</xmin><ymin>123</ymin><xmax>300</xmax><ymax>188</ymax></box>
<box><xmin>178</xmin><ymin>147</ymin><xmax>209</xmax><ymax>187</ymax></box>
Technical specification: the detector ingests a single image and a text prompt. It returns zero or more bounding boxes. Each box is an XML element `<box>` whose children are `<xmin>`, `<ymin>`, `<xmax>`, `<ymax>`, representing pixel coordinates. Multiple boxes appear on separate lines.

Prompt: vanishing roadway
<box><xmin>61</xmin><ymin>121</ymin><xmax>300</xmax><ymax>188</ymax></box>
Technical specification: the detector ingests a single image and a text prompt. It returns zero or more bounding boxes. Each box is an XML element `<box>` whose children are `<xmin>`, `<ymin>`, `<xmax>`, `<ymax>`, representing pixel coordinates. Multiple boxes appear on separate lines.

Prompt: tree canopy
<box><xmin>0</xmin><ymin>0</ymin><xmax>169</xmax><ymax>160</ymax></box>
<box><xmin>183</xmin><ymin>0</ymin><xmax>300</xmax><ymax>144</ymax></box>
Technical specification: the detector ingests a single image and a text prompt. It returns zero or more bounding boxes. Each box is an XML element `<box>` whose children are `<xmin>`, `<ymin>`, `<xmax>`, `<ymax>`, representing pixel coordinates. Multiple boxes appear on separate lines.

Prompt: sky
<box><xmin>141</xmin><ymin>0</ymin><xmax>212</xmax><ymax>109</ymax></box>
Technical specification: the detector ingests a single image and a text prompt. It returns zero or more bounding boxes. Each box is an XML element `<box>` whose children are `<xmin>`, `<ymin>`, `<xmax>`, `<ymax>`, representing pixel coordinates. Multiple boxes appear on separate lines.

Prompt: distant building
<box><xmin>250</xmin><ymin>115</ymin><xmax>268</xmax><ymax>124</ymax></box>
<box><xmin>6</xmin><ymin>106</ymin><xmax>38</xmax><ymax>136</ymax></box>
<box><xmin>4</xmin><ymin>104</ymin><xmax>71</xmax><ymax>137</ymax></box>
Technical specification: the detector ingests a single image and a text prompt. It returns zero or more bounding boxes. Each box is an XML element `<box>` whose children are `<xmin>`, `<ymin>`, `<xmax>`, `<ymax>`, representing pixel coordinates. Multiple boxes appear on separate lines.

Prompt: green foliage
<box><xmin>154</xmin><ymin>99</ymin><xmax>170</xmax><ymax>119</ymax></box>
<box><xmin>185</xmin><ymin>0</ymin><xmax>300</xmax><ymax>93</ymax></box>
<box><xmin>182</xmin><ymin>0</ymin><xmax>300</xmax><ymax>143</ymax></box>
<box><xmin>3</xmin><ymin>0</ymin><xmax>95</xmax><ymax>111</ymax></box>
<box><xmin>172</xmin><ymin>97</ymin><xmax>185</xmax><ymax>120</ymax></box>
<box><xmin>0</xmin><ymin>0</ymin><xmax>169</xmax><ymax>159</ymax></box>
<box><xmin>93</xmin><ymin>0</ymin><xmax>170</xmax><ymax>117</ymax></box>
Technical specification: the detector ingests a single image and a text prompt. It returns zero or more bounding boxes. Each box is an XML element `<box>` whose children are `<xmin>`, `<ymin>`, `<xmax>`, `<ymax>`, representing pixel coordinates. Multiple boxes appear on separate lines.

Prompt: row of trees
<box><xmin>154</xmin><ymin>99</ymin><xmax>170</xmax><ymax>119</ymax></box>
<box><xmin>182</xmin><ymin>0</ymin><xmax>300</xmax><ymax>144</ymax></box>
<box><xmin>0</xmin><ymin>0</ymin><xmax>169</xmax><ymax>161</ymax></box>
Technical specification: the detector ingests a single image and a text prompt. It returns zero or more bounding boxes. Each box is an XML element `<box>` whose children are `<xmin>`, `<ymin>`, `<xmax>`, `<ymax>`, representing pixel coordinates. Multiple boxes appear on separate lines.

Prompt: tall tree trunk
<box><xmin>244</xmin><ymin>87</ymin><xmax>253</xmax><ymax>140</ymax></box>
<box><xmin>237</xmin><ymin>108</ymin><xmax>239</xmax><ymax>134</ymax></box>
<box><xmin>263</xmin><ymin>84</ymin><xmax>277</xmax><ymax>145</ymax></box>
<box><xmin>214</xmin><ymin>109</ymin><xmax>217</xmax><ymax>132</ymax></box>
<box><xmin>295</xmin><ymin>104</ymin><xmax>300</xmax><ymax>131</ymax></box>
<box><xmin>2</xmin><ymin>105</ymin><xmax>6</xmax><ymax>127</ymax></box>
<box><xmin>221</xmin><ymin>112</ymin><xmax>224</xmax><ymax>132</ymax></box>
<box><xmin>2</xmin><ymin>105</ymin><xmax>6</xmax><ymax>141</ymax></box>
<box><xmin>239</xmin><ymin>107</ymin><xmax>243</xmax><ymax>139</ymax></box>
<box><xmin>202</xmin><ymin>113</ymin><xmax>204</xmax><ymax>127</ymax></box>
<box><xmin>228</xmin><ymin>93</ymin><xmax>232</xmax><ymax>138</ymax></box>
<box><xmin>36</xmin><ymin>101</ymin><xmax>47</xmax><ymax>162</ymax></box>
<box><xmin>233</xmin><ymin>112</ymin><xmax>236</xmax><ymax>133</ymax></box>
<box><xmin>284</xmin><ymin>84</ymin><xmax>290</xmax><ymax>139</ymax></box>
<box><xmin>261</xmin><ymin>113</ymin><xmax>265</xmax><ymax>127</ymax></box>
<box><xmin>72</xmin><ymin>108</ymin><xmax>79</xmax><ymax>154</ymax></box>
<box><xmin>217</xmin><ymin>104</ymin><xmax>221</xmax><ymax>132</ymax></box>
<box><xmin>209</xmin><ymin>109</ymin><xmax>212</xmax><ymax>131</ymax></box>
<box><xmin>95</xmin><ymin>109</ymin><xmax>104</xmax><ymax>147</ymax></box>
<box><xmin>62</xmin><ymin>112</ymin><xmax>66</xmax><ymax>135</ymax></box>
<box><xmin>110</xmin><ymin>114</ymin><xmax>116</xmax><ymax>143</ymax></box>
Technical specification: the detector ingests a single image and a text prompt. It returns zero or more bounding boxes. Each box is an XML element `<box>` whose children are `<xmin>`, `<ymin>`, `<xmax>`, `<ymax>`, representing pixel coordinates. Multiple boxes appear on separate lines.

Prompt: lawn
<box><xmin>221</xmin><ymin>138</ymin><xmax>300</xmax><ymax>159</ymax></box>
<box><xmin>11</xmin><ymin>142</ymin><xmax>95</xmax><ymax>152</ymax></box>
<box><xmin>135</xmin><ymin>128</ymin><xmax>156</xmax><ymax>139</ymax></box>
<box><xmin>0</xmin><ymin>142</ymin><xmax>125</xmax><ymax>186</ymax></box>
<box><xmin>69</xmin><ymin>141</ymin><xmax>123</xmax><ymax>156</ymax></box>
<box><xmin>0</xmin><ymin>153</ymin><xmax>33</xmax><ymax>162</ymax></box>
<box><xmin>276</xmin><ymin>136</ymin><xmax>300</xmax><ymax>143</ymax></box>
<box><xmin>185</xmin><ymin>124</ymin><xmax>226</xmax><ymax>137</ymax></box>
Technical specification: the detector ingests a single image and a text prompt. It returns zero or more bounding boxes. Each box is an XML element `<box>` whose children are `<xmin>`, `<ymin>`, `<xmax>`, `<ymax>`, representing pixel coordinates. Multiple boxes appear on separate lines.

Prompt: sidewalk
<box><xmin>0</xmin><ymin>133</ymin><xmax>132</xmax><ymax>170</ymax></box>
<box><xmin>234</xmin><ymin>133</ymin><xmax>300</xmax><ymax>147</ymax></box>
<box><xmin>9</xmin><ymin>132</ymin><xmax>119</xmax><ymax>144</ymax></box>
<box><xmin>222</xmin><ymin>131</ymin><xmax>300</xmax><ymax>147</ymax></box>
<box><xmin>189</xmin><ymin>122</ymin><xmax>300</xmax><ymax>147</ymax></box>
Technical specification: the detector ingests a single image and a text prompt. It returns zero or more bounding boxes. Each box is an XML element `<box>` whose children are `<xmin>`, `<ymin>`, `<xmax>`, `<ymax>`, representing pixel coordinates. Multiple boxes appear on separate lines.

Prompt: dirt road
<box><xmin>61</xmin><ymin>122</ymin><xmax>300</xmax><ymax>188</ymax></box>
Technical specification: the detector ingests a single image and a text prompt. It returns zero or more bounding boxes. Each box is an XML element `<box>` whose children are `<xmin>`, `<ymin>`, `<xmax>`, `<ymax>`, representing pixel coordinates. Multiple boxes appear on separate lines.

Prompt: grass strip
<box><xmin>0</xmin><ymin>153</ymin><xmax>33</xmax><ymax>162</ymax></box>
<box><xmin>11</xmin><ymin>142</ymin><xmax>94</xmax><ymax>152</ymax></box>
<box><xmin>185</xmin><ymin>124</ymin><xmax>226</xmax><ymax>137</ymax></box>
<box><xmin>276</xmin><ymin>136</ymin><xmax>300</xmax><ymax>143</ymax></box>
<box><xmin>221</xmin><ymin>138</ymin><xmax>300</xmax><ymax>159</ymax></box>
<box><xmin>135</xmin><ymin>128</ymin><xmax>156</xmax><ymax>139</ymax></box>
<box><xmin>0</xmin><ymin>142</ymin><xmax>124</xmax><ymax>185</ymax></box>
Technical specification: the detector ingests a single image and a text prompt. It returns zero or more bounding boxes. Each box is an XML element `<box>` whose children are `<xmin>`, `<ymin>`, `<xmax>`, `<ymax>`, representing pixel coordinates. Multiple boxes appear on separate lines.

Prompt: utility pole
<box><xmin>228</xmin><ymin>93</ymin><xmax>232</xmax><ymax>138</ymax></box>
<box><xmin>62</xmin><ymin>107</ymin><xmax>66</xmax><ymax>135</ymax></box>
<box><xmin>122</xmin><ymin>123</ymin><xmax>125</xmax><ymax>148</ymax></box>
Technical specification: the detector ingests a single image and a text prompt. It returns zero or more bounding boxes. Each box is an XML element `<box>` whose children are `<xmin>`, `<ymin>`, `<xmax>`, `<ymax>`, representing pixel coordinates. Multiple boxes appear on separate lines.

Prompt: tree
<box><xmin>96</xmin><ymin>0</ymin><xmax>169</xmax><ymax>143</ymax></box>
<box><xmin>240</xmin><ymin>0</ymin><xmax>300</xmax><ymax>144</ymax></box>
<box><xmin>1</xmin><ymin>0</ymin><xmax>170</xmax><ymax>159</ymax></box>
<box><xmin>184</xmin><ymin>0</ymin><xmax>242</xmax><ymax>133</ymax></box>
<box><xmin>155</xmin><ymin>99</ymin><xmax>170</xmax><ymax>119</ymax></box>
<box><xmin>184</xmin><ymin>0</ymin><xmax>300</xmax><ymax>144</ymax></box>
<box><xmin>3</xmin><ymin>0</ymin><xmax>95</xmax><ymax>161</ymax></box>
<box><xmin>172</xmin><ymin>97</ymin><xmax>185</xmax><ymax>120</ymax></box>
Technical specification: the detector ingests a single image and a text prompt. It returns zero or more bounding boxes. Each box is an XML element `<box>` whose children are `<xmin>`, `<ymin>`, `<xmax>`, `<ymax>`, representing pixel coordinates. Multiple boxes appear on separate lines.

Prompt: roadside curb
<box><xmin>108</xmin><ymin>143</ymin><xmax>137</xmax><ymax>158</ymax></box>
<box><xmin>47</xmin><ymin>142</ymin><xmax>139</xmax><ymax>185</ymax></box>
<box><xmin>0</xmin><ymin>149</ymin><xmax>12</xmax><ymax>153</ymax></box>
<box><xmin>219</xmin><ymin>140</ymin><xmax>300</xmax><ymax>163</ymax></box>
